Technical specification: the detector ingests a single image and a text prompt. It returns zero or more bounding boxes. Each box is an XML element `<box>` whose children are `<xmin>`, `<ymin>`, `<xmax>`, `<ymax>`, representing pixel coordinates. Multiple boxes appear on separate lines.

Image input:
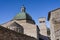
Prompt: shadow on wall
<box><xmin>37</xmin><ymin>25</ymin><xmax>50</xmax><ymax>40</ymax></box>
<box><xmin>14</xmin><ymin>22</ymin><xmax>24</xmax><ymax>34</ymax></box>
<box><xmin>39</xmin><ymin>34</ymin><xmax>50</xmax><ymax>40</ymax></box>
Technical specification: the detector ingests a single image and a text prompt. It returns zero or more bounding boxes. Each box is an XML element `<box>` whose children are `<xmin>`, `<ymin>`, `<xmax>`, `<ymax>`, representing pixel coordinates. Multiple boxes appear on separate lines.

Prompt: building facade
<box><xmin>48</xmin><ymin>8</ymin><xmax>60</xmax><ymax>40</ymax></box>
<box><xmin>0</xmin><ymin>6</ymin><xmax>50</xmax><ymax>40</ymax></box>
<box><xmin>39</xmin><ymin>17</ymin><xmax>47</xmax><ymax>36</ymax></box>
<box><xmin>0</xmin><ymin>25</ymin><xmax>37</xmax><ymax>40</ymax></box>
<box><xmin>38</xmin><ymin>17</ymin><xmax>50</xmax><ymax>40</ymax></box>
<box><xmin>1</xmin><ymin>6</ymin><xmax>38</xmax><ymax>39</ymax></box>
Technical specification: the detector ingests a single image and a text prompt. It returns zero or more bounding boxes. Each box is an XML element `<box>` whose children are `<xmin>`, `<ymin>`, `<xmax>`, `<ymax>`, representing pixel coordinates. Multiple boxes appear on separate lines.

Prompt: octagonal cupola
<box><xmin>13</xmin><ymin>6</ymin><xmax>35</xmax><ymax>24</ymax></box>
<box><xmin>14</xmin><ymin>6</ymin><xmax>32</xmax><ymax>20</ymax></box>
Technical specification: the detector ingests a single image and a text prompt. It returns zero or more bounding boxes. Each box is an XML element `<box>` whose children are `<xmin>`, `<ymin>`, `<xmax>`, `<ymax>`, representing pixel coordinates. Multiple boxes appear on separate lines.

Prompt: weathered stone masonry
<box><xmin>0</xmin><ymin>26</ymin><xmax>37</xmax><ymax>40</ymax></box>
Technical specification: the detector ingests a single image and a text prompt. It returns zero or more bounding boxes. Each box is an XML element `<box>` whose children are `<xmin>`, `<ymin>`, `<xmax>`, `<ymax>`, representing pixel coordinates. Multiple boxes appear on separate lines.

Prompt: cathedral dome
<box><xmin>14</xmin><ymin>12</ymin><xmax>32</xmax><ymax>20</ymax></box>
<box><xmin>13</xmin><ymin>6</ymin><xmax>33</xmax><ymax>20</ymax></box>
<box><xmin>13</xmin><ymin>6</ymin><xmax>35</xmax><ymax>24</ymax></box>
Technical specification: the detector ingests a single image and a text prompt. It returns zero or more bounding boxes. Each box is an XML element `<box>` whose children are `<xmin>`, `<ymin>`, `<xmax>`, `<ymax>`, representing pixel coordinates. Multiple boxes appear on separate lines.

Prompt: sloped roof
<box><xmin>47</xmin><ymin>8</ymin><xmax>60</xmax><ymax>21</ymax></box>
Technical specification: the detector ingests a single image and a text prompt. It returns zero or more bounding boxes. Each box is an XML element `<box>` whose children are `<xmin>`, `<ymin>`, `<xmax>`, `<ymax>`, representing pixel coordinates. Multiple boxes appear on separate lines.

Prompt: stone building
<box><xmin>38</xmin><ymin>17</ymin><xmax>50</xmax><ymax>40</ymax></box>
<box><xmin>1</xmin><ymin>6</ymin><xmax>38</xmax><ymax>39</ymax></box>
<box><xmin>48</xmin><ymin>8</ymin><xmax>60</xmax><ymax>40</ymax></box>
<box><xmin>39</xmin><ymin>17</ymin><xmax>47</xmax><ymax>36</ymax></box>
<box><xmin>0</xmin><ymin>6</ymin><xmax>50</xmax><ymax>40</ymax></box>
<box><xmin>0</xmin><ymin>25</ymin><xmax>37</xmax><ymax>40</ymax></box>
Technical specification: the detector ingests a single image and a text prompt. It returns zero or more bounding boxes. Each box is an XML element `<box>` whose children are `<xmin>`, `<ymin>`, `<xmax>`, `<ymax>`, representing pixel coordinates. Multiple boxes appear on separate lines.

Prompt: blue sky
<box><xmin>0</xmin><ymin>0</ymin><xmax>60</xmax><ymax>28</ymax></box>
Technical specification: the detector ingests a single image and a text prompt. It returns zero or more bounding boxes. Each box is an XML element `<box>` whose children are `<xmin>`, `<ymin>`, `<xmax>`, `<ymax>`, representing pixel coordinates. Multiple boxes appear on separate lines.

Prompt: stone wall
<box><xmin>39</xmin><ymin>17</ymin><xmax>47</xmax><ymax>36</ymax></box>
<box><xmin>0</xmin><ymin>25</ymin><xmax>37</xmax><ymax>40</ymax></box>
<box><xmin>2</xmin><ymin>20</ymin><xmax>38</xmax><ymax>39</ymax></box>
<box><xmin>48</xmin><ymin>8</ymin><xmax>60</xmax><ymax>40</ymax></box>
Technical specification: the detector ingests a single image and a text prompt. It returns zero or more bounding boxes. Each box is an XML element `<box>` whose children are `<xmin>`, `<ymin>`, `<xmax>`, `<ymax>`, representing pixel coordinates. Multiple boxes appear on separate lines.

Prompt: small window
<box><xmin>40</xmin><ymin>21</ymin><xmax>42</xmax><ymax>23</ymax></box>
<box><xmin>40</xmin><ymin>21</ymin><xmax>45</xmax><ymax>23</ymax></box>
